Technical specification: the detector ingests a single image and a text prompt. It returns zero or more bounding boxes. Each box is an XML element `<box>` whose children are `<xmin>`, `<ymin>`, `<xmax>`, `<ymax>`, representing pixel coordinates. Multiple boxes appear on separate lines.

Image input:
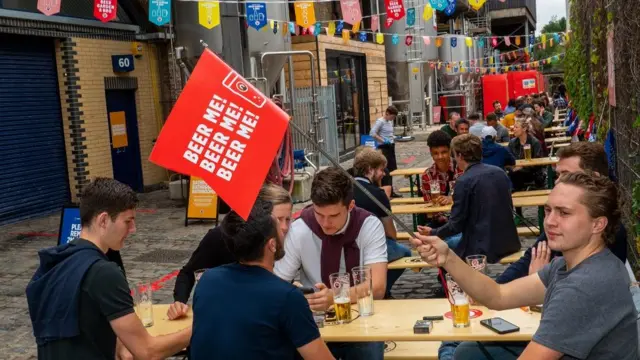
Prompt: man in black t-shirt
<box><xmin>26</xmin><ymin>178</ymin><xmax>191</xmax><ymax>360</ymax></box>
<box><xmin>352</xmin><ymin>149</ymin><xmax>411</xmax><ymax>298</ymax></box>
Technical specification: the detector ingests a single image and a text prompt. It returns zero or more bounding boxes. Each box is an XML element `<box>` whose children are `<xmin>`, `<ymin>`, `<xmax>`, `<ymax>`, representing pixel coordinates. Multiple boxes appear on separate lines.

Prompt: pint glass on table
<box><xmin>429</xmin><ymin>180</ymin><xmax>441</xmax><ymax>204</ymax></box>
<box><xmin>523</xmin><ymin>144</ymin><xmax>532</xmax><ymax>160</ymax></box>
<box><xmin>330</xmin><ymin>272</ymin><xmax>352</xmax><ymax>324</ymax></box>
<box><xmin>446</xmin><ymin>274</ymin><xmax>470</xmax><ymax>328</ymax></box>
<box><xmin>352</xmin><ymin>266</ymin><xmax>374</xmax><ymax>316</ymax></box>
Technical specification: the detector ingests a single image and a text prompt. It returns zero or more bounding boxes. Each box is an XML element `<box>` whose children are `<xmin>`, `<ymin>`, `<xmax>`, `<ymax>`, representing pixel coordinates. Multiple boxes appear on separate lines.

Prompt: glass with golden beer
<box><xmin>523</xmin><ymin>144</ymin><xmax>532</xmax><ymax>160</ymax></box>
<box><xmin>446</xmin><ymin>274</ymin><xmax>470</xmax><ymax>328</ymax></box>
<box><xmin>330</xmin><ymin>272</ymin><xmax>352</xmax><ymax>324</ymax></box>
<box><xmin>429</xmin><ymin>180</ymin><xmax>441</xmax><ymax>205</ymax></box>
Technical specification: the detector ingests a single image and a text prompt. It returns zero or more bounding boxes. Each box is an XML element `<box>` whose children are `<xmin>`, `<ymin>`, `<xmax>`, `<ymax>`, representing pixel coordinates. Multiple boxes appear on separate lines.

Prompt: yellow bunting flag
<box><xmin>468</xmin><ymin>0</ymin><xmax>486</xmax><ymax>11</ymax></box>
<box><xmin>489</xmin><ymin>56</ymin><xmax>494</xmax><ymax>65</ymax></box>
<box><xmin>465</xmin><ymin>37</ymin><xmax>473</xmax><ymax>47</ymax></box>
<box><xmin>541</xmin><ymin>34</ymin><xmax>547</xmax><ymax>43</ymax></box>
<box><xmin>198</xmin><ymin>1</ymin><xmax>220</xmax><ymax>29</ymax></box>
<box><xmin>269</xmin><ymin>20</ymin><xmax>274</xmax><ymax>29</ymax></box>
<box><xmin>352</xmin><ymin>21</ymin><xmax>361</xmax><ymax>33</ymax></box>
<box><xmin>435</xmin><ymin>37</ymin><xmax>443</xmax><ymax>47</ymax></box>
<box><xmin>327</xmin><ymin>21</ymin><xmax>336</xmax><ymax>36</ymax></box>
<box><xmin>342</xmin><ymin>29</ymin><xmax>350</xmax><ymax>43</ymax></box>
<box><xmin>550</xmin><ymin>38</ymin><xmax>554</xmax><ymax>46</ymax></box>
<box><xmin>294</xmin><ymin>2</ymin><xmax>316</xmax><ymax>28</ymax></box>
<box><xmin>422</xmin><ymin>3</ymin><xmax>433</xmax><ymax>21</ymax></box>
<box><xmin>515</xmin><ymin>36</ymin><xmax>521</xmax><ymax>45</ymax></box>
<box><xmin>376</xmin><ymin>32</ymin><xmax>384</xmax><ymax>44</ymax></box>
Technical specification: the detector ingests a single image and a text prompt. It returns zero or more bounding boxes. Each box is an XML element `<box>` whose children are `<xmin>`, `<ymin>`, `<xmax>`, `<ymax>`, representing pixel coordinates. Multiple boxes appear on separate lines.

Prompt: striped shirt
<box><xmin>370</xmin><ymin>118</ymin><xmax>394</xmax><ymax>143</ymax></box>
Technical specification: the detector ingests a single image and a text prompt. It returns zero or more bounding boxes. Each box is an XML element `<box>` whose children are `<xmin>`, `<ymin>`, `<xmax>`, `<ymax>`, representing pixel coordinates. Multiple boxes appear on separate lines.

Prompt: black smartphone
<box><xmin>299</xmin><ymin>287</ymin><xmax>315</xmax><ymax>295</ymax></box>
<box><xmin>480</xmin><ymin>317</ymin><xmax>520</xmax><ymax>335</ymax></box>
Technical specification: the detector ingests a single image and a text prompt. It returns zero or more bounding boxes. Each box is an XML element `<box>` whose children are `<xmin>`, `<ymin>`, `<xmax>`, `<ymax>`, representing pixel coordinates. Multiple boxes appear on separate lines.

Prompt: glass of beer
<box><xmin>429</xmin><ymin>180</ymin><xmax>441</xmax><ymax>204</ymax></box>
<box><xmin>446</xmin><ymin>274</ymin><xmax>470</xmax><ymax>328</ymax></box>
<box><xmin>133</xmin><ymin>281</ymin><xmax>154</xmax><ymax>327</ymax></box>
<box><xmin>523</xmin><ymin>144</ymin><xmax>532</xmax><ymax>160</ymax></box>
<box><xmin>352</xmin><ymin>266</ymin><xmax>374</xmax><ymax>316</ymax></box>
<box><xmin>466</xmin><ymin>255</ymin><xmax>487</xmax><ymax>274</ymax></box>
<box><xmin>330</xmin><ymin>272</ymin><xmax>352</xmax><ymax>324</ymax></box>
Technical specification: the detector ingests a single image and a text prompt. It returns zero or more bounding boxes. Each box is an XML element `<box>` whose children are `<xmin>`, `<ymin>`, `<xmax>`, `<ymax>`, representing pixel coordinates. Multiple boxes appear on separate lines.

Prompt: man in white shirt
<box><xmin>275</xmin><ymin>167</ymin><xmax>387</xmax><ymax>360</ymax></box>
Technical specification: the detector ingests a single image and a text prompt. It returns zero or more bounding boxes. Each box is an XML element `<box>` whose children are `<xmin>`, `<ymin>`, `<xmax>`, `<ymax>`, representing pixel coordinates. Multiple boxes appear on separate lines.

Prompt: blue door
<box><xmin>105</xmin><ymin>90</ymin><xmax>144</xmax><ymax>192</ymax></box>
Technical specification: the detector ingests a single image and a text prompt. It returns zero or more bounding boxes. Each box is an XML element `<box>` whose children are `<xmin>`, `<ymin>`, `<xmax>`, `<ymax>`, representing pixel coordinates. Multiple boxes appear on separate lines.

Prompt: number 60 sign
<box><xmin>112</xmin><ymin>54</ymin><xmax>135</xmax><ymax>73</ymax></box>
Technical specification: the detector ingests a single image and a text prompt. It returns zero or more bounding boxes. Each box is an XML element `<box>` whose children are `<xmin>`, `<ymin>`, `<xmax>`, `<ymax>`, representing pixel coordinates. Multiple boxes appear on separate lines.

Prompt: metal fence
<box><xmin>287</xmin><ymin>86</ymin><xmax>339</xmax><ymax>167</ymax></box>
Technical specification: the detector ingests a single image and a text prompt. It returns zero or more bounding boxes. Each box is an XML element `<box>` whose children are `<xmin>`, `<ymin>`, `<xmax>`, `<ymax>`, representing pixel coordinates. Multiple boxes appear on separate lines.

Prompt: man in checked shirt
<box><xmin>420</xmin><ymin>130</ymin><xmax>464</xmax><ymax>248</ymax></box>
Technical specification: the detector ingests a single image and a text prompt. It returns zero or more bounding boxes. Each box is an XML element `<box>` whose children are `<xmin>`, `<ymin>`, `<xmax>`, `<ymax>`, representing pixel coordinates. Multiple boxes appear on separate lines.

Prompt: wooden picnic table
<box><xmin>545</xmin><ymin>136</ymin><xmax>571</xmax><ymax>144</ymax></box>
<box><xmin>391</xmin><ymin>195</ymin><xmax>548</xmax><ymax>215</ymax></box>
<box><xmin>544</xmin><ymin>126</ymin><xmax>568</xmax><ymax>133</ymax></box>
<box><xmin>147</xmin><ymin>300</ymin><xmax>540</xmax><ymax>343</ymax></box>
<box><xmin>389</xmin><ymin>158</ymin><xmax>558</xmax><ymax>178</ymax></box>
<box><xmin>390</xmin><ymin>189</ymin><xmax>551</xmax><ymax>205</ymax></box>
<box><xmin>320</xmin><ymin>299</ymin><xmax>540</xmax><ymax>342</ymax></box>
<box><xmin>388</xmin><ymin>251</ymin><xmax>525</xmax><ymax>270</ymax></box>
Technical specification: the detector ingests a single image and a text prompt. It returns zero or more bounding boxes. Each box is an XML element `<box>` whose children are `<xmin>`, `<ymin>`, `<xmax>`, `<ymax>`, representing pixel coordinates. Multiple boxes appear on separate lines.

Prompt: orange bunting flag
<box><xmin>294</xmin><ymin>2</ymin><xmax>316</xmax><ymax>28</ymax></box>
<box><xmin>342</xmin><ymin>29</ymin><xmax>350</xmax><ymax>43</ymax></box>
<box><xmin>435</xmin><ymin>37</ymin><xmax>443</xmax><ymax>47</ymax></box>
<box><xmin>515</xmin><ymin>36</ymin><xmax>521</xmax><ymax>45</ymax></box>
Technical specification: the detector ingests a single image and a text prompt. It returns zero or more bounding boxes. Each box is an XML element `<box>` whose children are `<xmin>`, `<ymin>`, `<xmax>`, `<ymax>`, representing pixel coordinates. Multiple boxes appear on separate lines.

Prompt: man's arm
<box><xmin>369</xmin><ymin>120</ymin><xmax>384</xmax><ymax>142</ymax></box>
<box><xmin>519</xmin><ymin>341</ymin><xmax>563</xmax><ymax>360</ymax></box>
<box><xmin>282</xmin><ymin>290</ymin><xmax>335</xmax><ymax>360</ymax></box>
<box><xmin>381</xmin><ymin>217</ymin><xmax>397</xmax><ymax>240</ymax></box>
<box><xmin>173</xmin><ymin>231</ymin><xmax>220</xmax><ymax>303</ymax></box>
<box><xmin>111</xmin><ymin>313</ymin><xmax>191</xmax><ymax>360</ymax></box>
<box><xmin>358</xmin><ymin>217</ymin><xmax>388</xmax><ymax>300</ymax></box>
<box><xmin>431</xmin><ymin>178</ymin><xmax>469</xmax><ymax>239</ymax></box>
<box><xmin>297</xmin><ymin>338</ymin><xmax>335</xmax><ymax>360</ymax></box>
<box><xmin>274</xmin><ymin>225</ymin><xmax>303</xmax><ymax>282</ymax></box>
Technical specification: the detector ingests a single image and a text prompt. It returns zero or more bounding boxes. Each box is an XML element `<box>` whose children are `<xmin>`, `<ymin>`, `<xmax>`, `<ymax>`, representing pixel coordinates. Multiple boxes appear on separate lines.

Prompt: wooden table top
<box><xmin>390</xmin><ymin>158</ymin><xmax>557</xmax><ymax>177</ymax></box>
<box><xmin>388</xmin><ymin>251</ymin><xmax>526</xmax><ymax>270</ymax></box>
<box><xmin>391</xmin><ymin>195</ymin><xmax>548</xmax><ymax>215</ymax></box>
<box><xmin>145</xmin><ymin>304</ymin><xmax>192</xmax><ymax>337</ymax></box>
<box><xmin>544</xmin><ymin>126</ymin><xmax>568</xmax><ymax>133</ymax></box>
<box><xmin>545</xmin><ymin>136</ymin><xmax>571</xmax><ymax>144</ymax></box>
<box><xmin>319</xmin><ymin>299</ymin><xmax>540</xmax><ymax>342</ymax></box>
<box><xmin>390</xmin><ymin>189</ymin><xmax>550</xmax><ymax>204</ymax></box>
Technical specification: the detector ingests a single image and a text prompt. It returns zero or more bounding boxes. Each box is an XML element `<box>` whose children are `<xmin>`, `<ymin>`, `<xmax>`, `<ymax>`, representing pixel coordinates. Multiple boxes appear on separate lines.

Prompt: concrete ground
<box><xmin>0</xmin><ymin>129</ymin><xmax>538</xmax><ymax>359</ymax></box>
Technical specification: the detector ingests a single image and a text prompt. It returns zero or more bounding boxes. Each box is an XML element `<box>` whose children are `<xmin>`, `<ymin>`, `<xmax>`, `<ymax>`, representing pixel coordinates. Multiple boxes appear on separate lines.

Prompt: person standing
<box><xmin>26</xmin><ymin>178</ymin><xmax>191</xmax><ymax>360</ymax></box>
<box><xmin>190</xmin><ymin>200</ymin><xmax>334</xmax><ymax>360</ymax></box>
<box><xmin>370</xmin><ymin>106</ymin><xmax>399</xmax><ymax>173</ymax></box>
<box><xmin>167</xmin><ymin>184</ymin><xmax>293</xmax><ymax>320</ymax></box>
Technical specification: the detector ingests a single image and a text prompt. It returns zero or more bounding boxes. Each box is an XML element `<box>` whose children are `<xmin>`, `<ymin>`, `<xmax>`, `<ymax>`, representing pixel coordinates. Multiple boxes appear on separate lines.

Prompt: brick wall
<box><xmin>287</xmin><ymin>34</ymin><xmax>388</xmax><ymax>127</ymax></box>
<box><xmin>55</xmin><ymin>38</ymin><xmax>166</xmax><ymax>201</ymax></box>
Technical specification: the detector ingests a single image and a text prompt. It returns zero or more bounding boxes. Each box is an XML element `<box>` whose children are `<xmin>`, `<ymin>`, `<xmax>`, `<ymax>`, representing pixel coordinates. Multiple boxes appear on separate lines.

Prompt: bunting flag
<box><xmin>340</xmin><ymin>0</ymin><xmax>362</xmax><ymax>25</ymax></box>
<box><xmin>478</xmin><ymin>38</ymin><xmax>485</xmax><ymax>47</ymax></box>
<box><xmin>288</xmin><ymin>21</ymin><xmax>296</xmax><ymax>34</ymax></box>
<box><xmin>294</xmin><ymin>2</ymin><xmax>315</xmax><ymax>28</ymax></box>
<box><xmin>352</xmin><ymin>20</ymin><xmax>361</xmax><ymax>32</ymax></box>
<box><xmin>491</xmin><ymin>36</ymin><xmax>497</xmax><ymax>47</ymax></box>
<box><xmin>198</xmin><ymin>1</ymin><xmax>221</xmax><ymax>29</ymax></box>
<box><xmin>515</xmin><ymin>36</ymin><xmax>521</xmax><ymax>45</ymax></box>
<box><xmin>149</xmin><ymin>0</ymin><xmax>171</xmax><ymax>26</ymax></box>
<box><xmin>504</xmin><ymin>36</ymin><xmax>511</xmax><ymax>46</ymax></box>
<box><xmin>342</xmin><ymin>29</ymin><xmax>350</xmax><ymax>43</ymax></box>
<box><xmin>385</xmin><ymin>17</ymin><xmax>394</xmax><ymax>28</ymax></box>
<box><xmin>422</xmin><ymin>3</ymin><xmax>433</xmax><ymax>21</ymax></box>
<box><xmin>541</xmin><ymin>33</ymin><xmax>547</xmax><ymax>43</ymax></box>
<box><xmin>451</xmin><ymin>37</ymin><xmax>457</xmax><ymax>47</ymax></box>
<box><xmin>406</xmin><ymin>8</ymin><xmax>415</xmax><ymax>26</ymax></box>
<box><xmin>392</xmin><ymin>34</ymin><xmax>399</xmax><ymax>45</ymax></box>
<box><xmin>327</xmin><ymin>21</ymin><xmax>336</xmax><ymax>36</ymax></box>
<box><xmin>429</xmin><ymin>0</ymin><xmax>447</xmax><ymax>11</ymax></box>
<box><xmin>273</xmin><ymin>21</ymin><xmax>279</xmax><ymax>34</ymax></box>
<box><xmin>423</xmin><ymin>36</ymin><xmax>431</xmax><ymax>45</ymax></box>
<box><xmin>444</xmin><ymin>0</ymin><xmax>455</xmax><ymax>16</ymax></box>
<box><xmin>385</xmin><ymin>0</ymin><xmax>406</xmax><ymax>21</ymax></box>
<box><xmin>405</xmin><ymin>35</ymin><xmax>413</xmax><ymax>46</ymax></box>
<box><xmin>376</xmin><ymin>32</ymin><xmax>384</xmax><ymax>44</ymax></box>
<box><xmin>94</xmin><ymin>0</ymin><xmax>117</xmax><ymax>22</ymax></box>
<box><xmin>435</xmin><ymin>37</ymin><xmax>442</xmax><ymax>47</ymax></box>
<box><xmin>359</xmin><ymin>31</ymin><xmax>367</xmax><ymax>41</ymax></box>
<box><xmin>336</xmin><ymin>20</ymin><xmax>344</xmax><ymax>34</ymax></box>
<box><xmin>465</xmin><ymin>37</ymin><xmax>472</xmax><ymax>47</ymax></box>
<box><xmin>37</xmin><ymin>0</ymin><xmax>62</xmax><ymax>16</ymax></box>
<box><xmin>371</xmin><ymin>15</ymin><xmax>379</xmax><ymax>32</ymax></box>
<box><xmin>468</xmin><ymin>0</ymin><xmax>486</xmax><ymax>11</ymax></box>
<box><xmin>246</xmin><ymin>2</ymin><xmax>267</xmax><ymax>30</ymax></box>
<box><xmin>314</xmin><ymin>21</ymin><xmax>322</xmax><ymax>35</ymax></box>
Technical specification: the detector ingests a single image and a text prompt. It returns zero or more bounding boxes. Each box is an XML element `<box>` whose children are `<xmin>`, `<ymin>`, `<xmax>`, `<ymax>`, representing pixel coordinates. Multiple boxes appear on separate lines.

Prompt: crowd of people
<box><xmin>23</xmin><ymin>91</ymin><xmax>640</xmax><ymax>360</ymax></box>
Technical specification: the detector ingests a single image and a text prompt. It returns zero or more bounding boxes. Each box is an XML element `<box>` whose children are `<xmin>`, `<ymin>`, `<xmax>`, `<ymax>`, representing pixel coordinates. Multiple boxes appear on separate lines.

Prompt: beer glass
<box><xmin>523</xmin><ymin>144</ymin><xmax>532</xmax><ymax>160</ymax></box>
<box><xmin>429</xmin><ymin>180</ymin><xmax>441</xmax><ymax>204</ymax></box>
<box><xmin>133</xmin><ymin>281</ymin><xmax>154</xmax><ymax>327</ymax></box>
<box><xmin>466</xmin><ymin>255</ymin><xmax>487</xmax><ymax>274</ymax></box>
<box><xmin>446</xmin><ymin>274</ymin><xmax>470</xmax><ymax>328</ymax></box>
<box><xmin>329</xmin><ymin>272</ymin><xmax>352</xmax><ymax>324</ymax></box>
<box><xmin>352</xmin><ymin>266</ymin><xmax>374</xmax><ymax>316</ymax></box>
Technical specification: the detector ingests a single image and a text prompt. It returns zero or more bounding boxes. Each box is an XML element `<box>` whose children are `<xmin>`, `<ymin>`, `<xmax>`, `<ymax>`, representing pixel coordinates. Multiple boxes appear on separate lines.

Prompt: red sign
<box><xmin>149</xmin><ymin>49</ymin><xmax>290</xmax><ymax>219</ymax></box>
<box><xmin>384</xmin><ymin>0</ymin><xmax>405</xmax><ymax>21</ymax></box>
<box><xmin>94</xmin><ymin>0</ymin><xmax>117</xmax><ymax>23</ymax></box>
<box><xmin>37</xmin><ymin>0</ymin><xmax>61</xmax><ymax>16</ymax></box>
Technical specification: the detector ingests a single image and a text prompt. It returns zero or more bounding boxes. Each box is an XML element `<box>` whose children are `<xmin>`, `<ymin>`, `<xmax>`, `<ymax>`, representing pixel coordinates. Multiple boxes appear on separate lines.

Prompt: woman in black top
<box><xmin>167</xmin><ymin>184</ymin><xmax>293</xmax><ymax>320</ymax></box>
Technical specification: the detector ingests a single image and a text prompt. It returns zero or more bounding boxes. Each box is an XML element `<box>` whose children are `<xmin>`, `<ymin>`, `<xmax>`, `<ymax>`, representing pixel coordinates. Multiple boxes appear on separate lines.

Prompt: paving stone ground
<box><xmin>0</xmin><ymin>130</ymin><xmax>538</xmax><ymax>359</ymax></box>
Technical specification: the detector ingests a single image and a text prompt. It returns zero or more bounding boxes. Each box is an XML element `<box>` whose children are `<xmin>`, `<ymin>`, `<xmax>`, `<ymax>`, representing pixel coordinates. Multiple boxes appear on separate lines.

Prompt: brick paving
<box><xmin>0</xmin><ymin>131</ymin><xmax>538</xmax><ymax>359</ymax></box>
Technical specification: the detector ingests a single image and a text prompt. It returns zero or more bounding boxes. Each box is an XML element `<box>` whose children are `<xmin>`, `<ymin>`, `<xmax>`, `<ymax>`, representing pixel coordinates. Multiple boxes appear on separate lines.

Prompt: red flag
<box><xmin>384</xmin><ymin>0</ymin><xmax>405</xmax><ymax>21</ymax></box>
<box><xmin>37</xmin><ymin>0</ymin><xmax>61</xmax><ymax>16</ymax></box>
<box><xmin>340</xmin><ymin>0</ymin><xmax>362</xmax><ymax>25</ymax></box>
<box><xmin>149</xmin><ymin>49</ymin><xmax>289</xmax><ymax>220</ymax></box>
<box><xmin>385</xmin><ymin>17</ymin><xmax>394</xmax><ymax>28</ymax></box>
<box><xmin>94</xmin><ymin>0</ymin><xmax>117</xmax><ymax>23</ymax></box>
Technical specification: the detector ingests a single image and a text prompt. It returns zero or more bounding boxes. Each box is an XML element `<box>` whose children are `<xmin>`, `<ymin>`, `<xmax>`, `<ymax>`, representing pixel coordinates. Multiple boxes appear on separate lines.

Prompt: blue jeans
<box><xmin>452</xmin><ymin>342</ymin><xmax>526</xmax><ymax>360</ymax></box>
<box><xmin>438</xmin><ymin>341</ymin><xmax>461</xmax><ymax>360</ymax></box>
<box><xmin>328</xmin><ymin>341</ymin><xmax>384</xmax><ymax>360</ymax></box>
<box><xmin>386</xmin><ymin>238</ymin><xmax>412</xmax><ymax>298</ymax></box>
<box><xmin>445</xmin><ymin>233</ymin><xmax>462</xmax><ymax>249</ymax></box>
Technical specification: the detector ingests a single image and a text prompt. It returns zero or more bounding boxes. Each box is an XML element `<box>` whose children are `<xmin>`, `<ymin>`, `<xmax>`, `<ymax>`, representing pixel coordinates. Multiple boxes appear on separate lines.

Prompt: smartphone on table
<box><xmin>480</xmin><ymin>317</ymin><xmax>520</xmax><ymax>335</ymax></box>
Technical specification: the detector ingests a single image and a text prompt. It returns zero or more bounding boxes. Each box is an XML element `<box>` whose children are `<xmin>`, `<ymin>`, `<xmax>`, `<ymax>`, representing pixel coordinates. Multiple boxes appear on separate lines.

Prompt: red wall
<box><xmin>507</xmin><ymin>70</ymin><xmax>541</xmax><ymax>99</ymax></box>
<box><xmin>481</xmin><ymin>74</ymin><xmax>509</xmax><ymax>117</ymax></box>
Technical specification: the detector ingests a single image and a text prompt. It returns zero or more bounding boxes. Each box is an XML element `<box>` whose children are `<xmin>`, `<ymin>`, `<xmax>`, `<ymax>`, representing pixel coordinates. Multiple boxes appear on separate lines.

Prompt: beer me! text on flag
<box><xmin>149</xmin><ymin>49</ymin><xmax>290</xmax><ymax>219</ymax></box>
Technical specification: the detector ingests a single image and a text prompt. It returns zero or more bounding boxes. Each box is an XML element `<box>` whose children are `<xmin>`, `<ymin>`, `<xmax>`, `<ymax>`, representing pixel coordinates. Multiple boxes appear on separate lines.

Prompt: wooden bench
<box><xmin>396</xmin><ymin>226</ymin><xmax>539</xmax><ymax>240</ymax></box>
<box><xmin>384</xmin><ymin>341</ymin><xmax>440</xmax><ymax>360</ymax></box>
<box><xmin>388</xmin><ymin>250</ymin><xmax>526</xmax><ymax>270</ymax></box>
<box><xmin>398</xmin><ymin>187</ymin><xmax>412</xmax><ymax>193</ymax></box>
<box><xmin>391</xmin><ymin>190</ymin><xmax>550</xmax><ymax>204</ymax></box>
